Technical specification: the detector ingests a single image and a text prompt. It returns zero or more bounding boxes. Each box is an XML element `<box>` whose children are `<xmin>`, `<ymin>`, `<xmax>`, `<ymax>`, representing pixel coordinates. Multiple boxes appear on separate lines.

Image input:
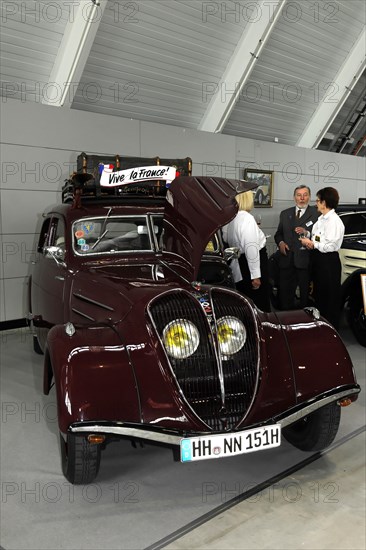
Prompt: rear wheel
<box><xmin>60</xmin><ymin>433</ymin><xmax>101</xmax><ymax>484</ymax></box>
<box><xmin>283</xmin><ymin>402</ymin><xmax>341</xmax><ymax>452</ymax></box>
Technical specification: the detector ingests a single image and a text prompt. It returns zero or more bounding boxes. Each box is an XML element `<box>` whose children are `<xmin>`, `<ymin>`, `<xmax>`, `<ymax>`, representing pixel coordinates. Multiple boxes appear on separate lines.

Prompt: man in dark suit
<box><xmin>274</xmin><ymin>185</ymin><xmax>319</xmax><ymax>310</ymax></box>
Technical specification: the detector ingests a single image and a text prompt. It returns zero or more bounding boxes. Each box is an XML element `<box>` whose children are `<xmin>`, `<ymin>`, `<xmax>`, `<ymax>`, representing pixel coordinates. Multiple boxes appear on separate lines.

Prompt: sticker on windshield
<box><xmin>81</xmin><ymin>222</ymin><xmax>95</xmax><ymax>234</ymax></box>
<box><xmin>75</xmin><ymin>230</ymin><xmax>84</xmax><ymax>239</ymax></box>
<box><xmin>81</xmin><ymin>244</ymin><xmax>90</xmax><ymax>251</ymax></box>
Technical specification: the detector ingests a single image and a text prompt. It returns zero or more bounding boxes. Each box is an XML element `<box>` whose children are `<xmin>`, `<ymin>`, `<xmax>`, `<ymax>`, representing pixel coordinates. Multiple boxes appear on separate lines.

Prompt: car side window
<box><xmin>150</xmin><ymin>215</ymin><xmax>164</xmax><ymax>250</ymax></box>
<box><xmin>53</xmin><ymin>218</ymin><xmax>66</xmax><ymax>251</ymax></box>
<box><xmin>37</xmin><ymin>218</ymin><xmax>52</xmax><ymax>253</ymax></box>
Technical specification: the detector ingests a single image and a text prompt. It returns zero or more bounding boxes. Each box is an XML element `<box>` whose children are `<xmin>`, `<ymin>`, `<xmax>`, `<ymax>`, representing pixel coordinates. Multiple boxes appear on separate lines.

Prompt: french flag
<box><xmin>98</xmin><ymin>163</ymin><xmax>114</xmax><ymax>174</ymax></box>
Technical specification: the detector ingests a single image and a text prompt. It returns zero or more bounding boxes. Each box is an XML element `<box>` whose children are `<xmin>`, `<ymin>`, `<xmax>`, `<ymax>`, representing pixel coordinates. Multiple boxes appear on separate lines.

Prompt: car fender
<box><xmin>274</xmin><ymin>310</ymin><xmax>358</xmax><ymax>403</ymax></box>
<box><xmin>45</xmin><ymin>324</ymin><xmax>141</xmax><ymax>433</ymax></box>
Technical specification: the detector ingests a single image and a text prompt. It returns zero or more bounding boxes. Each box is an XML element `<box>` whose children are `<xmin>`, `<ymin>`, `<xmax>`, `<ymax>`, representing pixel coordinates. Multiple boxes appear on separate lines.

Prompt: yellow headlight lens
<box><xmin>217</xmin><ymin>316</ymin><xmax>246</xmax><ymax>357</ymax></box>
<box><xmin>162</xmin><ymin>319</ymin><xmax>199</xmax><ymax>359</ymax></box>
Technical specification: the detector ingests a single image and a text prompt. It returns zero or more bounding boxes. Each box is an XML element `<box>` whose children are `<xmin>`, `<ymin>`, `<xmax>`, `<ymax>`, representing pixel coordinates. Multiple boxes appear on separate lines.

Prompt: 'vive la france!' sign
<box><xmin>99</xmin><ymin>164</ymin><xmax>177</xmax><ymax>187</ymax></box>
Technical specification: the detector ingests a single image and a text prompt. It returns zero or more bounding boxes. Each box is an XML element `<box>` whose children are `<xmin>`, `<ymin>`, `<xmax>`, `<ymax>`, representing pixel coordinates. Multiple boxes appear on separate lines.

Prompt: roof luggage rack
<box><xmin>62</xmin><ymin>152</ymin><xmax>192</xmax><ymax>206</ymax></box>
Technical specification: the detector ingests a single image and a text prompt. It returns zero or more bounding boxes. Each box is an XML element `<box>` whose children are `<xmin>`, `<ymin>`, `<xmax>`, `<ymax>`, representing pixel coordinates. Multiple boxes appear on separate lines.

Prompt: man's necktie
<box><xmin>296</xmin><ymin>209</ymin><xmax>301</xmax><ymax>218</ymax></box>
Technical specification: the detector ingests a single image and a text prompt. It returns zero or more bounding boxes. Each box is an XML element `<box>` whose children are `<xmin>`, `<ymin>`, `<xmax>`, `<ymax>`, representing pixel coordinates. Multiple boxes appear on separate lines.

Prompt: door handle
<box><xmin>55</xmin><ymin>276</ymin><xmax>65</xmax><ymax>281</ymax></box>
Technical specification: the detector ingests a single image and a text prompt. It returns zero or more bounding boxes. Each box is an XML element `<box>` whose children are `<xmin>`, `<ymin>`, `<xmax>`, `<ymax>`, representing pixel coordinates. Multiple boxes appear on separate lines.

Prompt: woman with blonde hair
<box><xmin>223</xmin><ymin>191</ymin><xmax>271</xmax><ymax>312</ymax></box>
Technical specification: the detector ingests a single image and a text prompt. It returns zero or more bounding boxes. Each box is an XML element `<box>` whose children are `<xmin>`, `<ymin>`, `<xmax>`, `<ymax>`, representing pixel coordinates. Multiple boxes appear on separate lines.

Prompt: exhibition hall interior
<box><xmin>0</xmin><ymin>1</ymin><xmax>365</xmax><ymax>549</ymax></box>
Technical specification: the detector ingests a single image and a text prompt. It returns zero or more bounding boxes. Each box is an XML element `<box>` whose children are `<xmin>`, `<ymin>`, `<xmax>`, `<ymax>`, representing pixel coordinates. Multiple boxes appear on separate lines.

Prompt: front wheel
<box><xmin>283</xmin><ymin>402</ymin><xmax>341</xmax><ymax>452</ymax></box>
<box><xmin>60</xmin><ymin>433</ymin><xmax>101</xmax><ymax>484</ymax></box>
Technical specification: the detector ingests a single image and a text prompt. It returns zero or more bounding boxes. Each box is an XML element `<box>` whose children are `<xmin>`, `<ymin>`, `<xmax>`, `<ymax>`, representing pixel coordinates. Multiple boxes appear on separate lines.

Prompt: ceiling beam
<box><xmin>198</xmin><ymin>0</ymin><xmax>286</xmax><ymax>133</ymax></box>
<box><xmin>327</xmin><ymin>85</ymin><xmax>366</xmax><ymax>151</ymax></box>
<box><xmin>42</xmin><ymin>0</ymin><xmax>108</xmax><ymax>107</ymax></box>
<box><xmin>297</xmin><ymin>28</ymin><xmax>366</xmax><ymax>149</ymax></box>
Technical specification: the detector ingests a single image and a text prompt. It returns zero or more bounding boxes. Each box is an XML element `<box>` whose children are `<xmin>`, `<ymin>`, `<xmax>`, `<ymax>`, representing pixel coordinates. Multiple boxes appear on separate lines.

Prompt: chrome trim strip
<box><xmin>69</xmin><ymin>387</ymin><xmax>360</xmax><ymax>444</ymax></box>
<box><xmin>71</xmin><ymin>308</ymin><xmax>95</xmax><ymax>321</ymax></box>
<box><xmin>277</xmin><ymin>387</ymin><xmax>360</xmax><ymax>428</ymax></box>
<box><xmin>73</xmin><ymin>293</ymin><xmax>115</xmax><ymax>311</ymax></box>
<box><xmin>70</xmin><ymin>424</ymin><xmax>182</xmax><ymax>445</ymax></box>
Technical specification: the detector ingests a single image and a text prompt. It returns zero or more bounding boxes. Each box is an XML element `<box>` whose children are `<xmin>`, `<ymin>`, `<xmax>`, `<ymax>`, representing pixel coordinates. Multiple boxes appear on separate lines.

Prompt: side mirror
<box><xmin>44</xmin><ymin>246</ymin><xmax>65</xmax><ymax>265</ymax></box>
<box><xmin>224</xmin><ymin>247</ymin><xmax>240</xmax><ymax>263</ymax></box>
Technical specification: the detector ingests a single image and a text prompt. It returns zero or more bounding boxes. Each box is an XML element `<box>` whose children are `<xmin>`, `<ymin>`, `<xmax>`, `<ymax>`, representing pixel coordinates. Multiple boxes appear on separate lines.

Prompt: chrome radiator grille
<box><xmin>149</xmin><ymin>289</ymin><xmax>259</xmax><ymax>431</ymax></box>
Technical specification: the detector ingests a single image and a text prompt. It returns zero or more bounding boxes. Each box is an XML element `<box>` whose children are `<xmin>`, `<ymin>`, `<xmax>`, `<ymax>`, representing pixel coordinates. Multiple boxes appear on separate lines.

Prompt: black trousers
<box><xmin>311</xmin><ymin>249</ymin><xmax>342</xmax><ymax>330</ymax></box>
<box><xmin>236</xmin><ymin>247</ymin><xmax>271</xmax><ymax>312</ymax></box>
<box><xmin>279</xmin><ymin>261</ymin><xmax>310</xmax><ymax>310</ymax></box>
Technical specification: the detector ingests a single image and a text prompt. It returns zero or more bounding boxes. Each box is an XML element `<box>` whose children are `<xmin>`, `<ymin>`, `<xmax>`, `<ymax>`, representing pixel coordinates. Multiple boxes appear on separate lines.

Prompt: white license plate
<box><xmin>180</xmin><ymin>424</ymin><xmax>281</xmax><ymax>462</ymax></box>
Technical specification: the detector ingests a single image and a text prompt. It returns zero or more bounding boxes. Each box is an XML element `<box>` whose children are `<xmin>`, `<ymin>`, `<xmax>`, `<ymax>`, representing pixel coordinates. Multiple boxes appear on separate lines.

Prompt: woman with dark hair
<box><xmin>300</xmin><ymin>187</ymin><xmax>345</xmax><ymax>329</ymax></box>
<box><xmin>223</xmin><ymin>191</ymin><xmax>271</xmax><ymax>312</ymax></box>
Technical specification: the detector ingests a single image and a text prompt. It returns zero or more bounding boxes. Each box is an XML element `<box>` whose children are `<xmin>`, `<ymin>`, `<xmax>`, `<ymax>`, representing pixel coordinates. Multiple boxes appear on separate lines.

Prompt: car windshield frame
<box><xmin>72</xmin><ymin>214</ymin><xmax>159</xmax><ymax>256</ymax></box>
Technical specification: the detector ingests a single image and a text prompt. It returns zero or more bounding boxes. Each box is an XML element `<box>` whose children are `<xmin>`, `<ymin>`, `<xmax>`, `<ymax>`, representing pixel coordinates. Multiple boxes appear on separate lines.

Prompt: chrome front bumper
<box><xmin>69</xmin><ymin>385</ymin><xmax>360</xmax><ymax>445</ymax></box>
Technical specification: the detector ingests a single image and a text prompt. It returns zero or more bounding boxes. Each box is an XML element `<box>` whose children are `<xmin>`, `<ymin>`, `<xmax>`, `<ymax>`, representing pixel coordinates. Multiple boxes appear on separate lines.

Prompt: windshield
<box><xmin>73</xmin><ymin>214</ymin><xmax>222</xmax><ymax>257</ymax></box>
<box><xmin>340</xmin><ymin>212</ymin><xmax>366</xmax><ymax>236</ymax></box>
<box><xmin>72</xmin><ymin>216</ymin><xmax>159</xmax><ymax>255</ymax></box>
<box><xmin>149</xmin><ymin>214</ymin><xmax>220</xmax><ymax>254</ymax></box>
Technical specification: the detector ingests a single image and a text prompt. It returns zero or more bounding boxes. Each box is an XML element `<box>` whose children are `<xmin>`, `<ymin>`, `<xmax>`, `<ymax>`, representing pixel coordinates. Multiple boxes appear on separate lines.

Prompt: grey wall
<box><xmin>1</xmin><ymin>98</ymin><xmax>365</xmax><ymax>321</ymax></box>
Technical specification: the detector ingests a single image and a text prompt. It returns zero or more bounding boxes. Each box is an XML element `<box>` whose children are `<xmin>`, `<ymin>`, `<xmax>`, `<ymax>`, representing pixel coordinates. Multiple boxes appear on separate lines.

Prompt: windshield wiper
<box><xmin>91</xmin><ymin>229</ymin><xmax>109</xmax><ymax>250</ymax></box>
<box><xmin>91</xmin><ymin>207</ymin><xmax>113</xmax><ymax>250</ymax></box>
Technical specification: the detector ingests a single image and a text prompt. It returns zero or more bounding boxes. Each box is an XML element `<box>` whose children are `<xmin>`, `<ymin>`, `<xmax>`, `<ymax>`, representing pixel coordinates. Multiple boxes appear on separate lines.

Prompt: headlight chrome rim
<box><xmin>162</xmin><ymin>319</ymin><xmax>200</xmax><ymax>359</ymax></box>
<box><xmin>217</xmin><ymin>316</ymin><xmax>246</xmax><ymax>358</ymax></box>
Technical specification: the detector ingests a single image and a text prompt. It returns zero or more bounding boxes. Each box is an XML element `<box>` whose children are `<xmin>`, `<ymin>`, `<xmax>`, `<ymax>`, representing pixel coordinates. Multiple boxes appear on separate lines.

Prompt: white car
<box><xmin>338</xmin><ymin>204</ymin><xmax>366</xmax><ymax>346</ymax></box>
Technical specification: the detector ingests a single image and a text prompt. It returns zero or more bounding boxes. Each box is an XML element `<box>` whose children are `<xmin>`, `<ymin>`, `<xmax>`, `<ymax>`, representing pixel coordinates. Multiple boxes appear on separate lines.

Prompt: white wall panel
<box><xmin>0</xmin><ymin>190</ymin><xmax>58</xmax><ymax>234</ymax></box>
<box><xmin>0</xmin><ymin>278</ymin><xmax>5</xmax><ymax>322</ymax></box>
<box><xmin>4</xmin><ymin>277</ymin><xmax>28</xmax><ymax>320</ymax></box>
<box><xmin>1</xmin><ymin>99</ymin><xmax>141</xmax><ymax>154</ymax></box>
<box><xmin>0</xmin><ymin>144</ymin><xmax>77</xmax><ymax>192</ymax></box>
<box><xmin>140</xmin><ymin>122</ymin><xmax>237</xmax><ymax>174</ymax></box>
<box><xmin>1</xmin><ymin>234</ymin><xmax>37</xmax><ymax>279</ymax></box>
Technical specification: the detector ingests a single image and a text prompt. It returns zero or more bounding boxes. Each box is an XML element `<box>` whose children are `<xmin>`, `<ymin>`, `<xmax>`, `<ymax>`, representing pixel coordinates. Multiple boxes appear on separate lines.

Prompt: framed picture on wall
<box><xmin>244</xmin><ymin>169</ymin><xmax>274</xmax><ymax>207</ymax></box>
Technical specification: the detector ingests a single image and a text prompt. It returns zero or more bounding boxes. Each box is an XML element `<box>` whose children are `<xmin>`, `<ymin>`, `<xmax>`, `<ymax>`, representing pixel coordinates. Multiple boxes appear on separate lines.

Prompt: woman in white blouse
<box><xmin>300</xmin><ymin>187</ymin><xmax>345</xmax><ymax>329</ymax></box>
<box><xmin>223</xmin><ymin>191</ymin><xmax>271</xmax><ymax>312</ymax></box>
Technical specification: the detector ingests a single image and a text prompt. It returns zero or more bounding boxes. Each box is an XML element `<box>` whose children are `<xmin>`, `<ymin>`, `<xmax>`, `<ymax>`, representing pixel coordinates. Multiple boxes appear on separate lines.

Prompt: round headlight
<box><xmin>217</xmin><ymin>316</ymin><xmax>246</xmax><ymax>357</ymax></box>
<box><xmin>162</xmin><ymin>319</ymin><xmax>200</xmax><ymax>359</ymax></box>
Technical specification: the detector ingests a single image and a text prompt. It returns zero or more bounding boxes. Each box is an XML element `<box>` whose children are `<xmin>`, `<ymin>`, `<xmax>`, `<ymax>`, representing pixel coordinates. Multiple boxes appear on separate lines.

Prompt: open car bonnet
<box><xmin>162</xmin><ymin>176</ymin><xmax>257</xmax><ymax>280</ymax></box>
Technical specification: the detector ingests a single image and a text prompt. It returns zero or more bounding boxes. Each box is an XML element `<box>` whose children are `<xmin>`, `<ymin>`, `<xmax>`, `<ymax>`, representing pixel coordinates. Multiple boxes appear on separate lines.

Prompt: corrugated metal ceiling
<box><xmin>223</xmin><ymin>0</ymin><xmax>365</xmax><ymax>145</ymax></box>
<box><xmin>0</xmin><ymin>0</ymin><xmax>365</xmax><ymax>155</ymax></box>
<box><xmin>72</xmin><ymin>0</ymin><xmax>250</xmax><ymax>126</ymax></box>
<box><xmin>0</xmin><ymin>0</ymin><xmax>78</xmax><ymax>99</ymax></box>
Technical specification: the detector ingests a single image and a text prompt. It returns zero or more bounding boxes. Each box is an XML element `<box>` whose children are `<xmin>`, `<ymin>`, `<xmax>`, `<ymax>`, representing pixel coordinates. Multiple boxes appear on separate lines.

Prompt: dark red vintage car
<box><xmin>28</xmin><ymin>153</ymin><xmax>360</xmax><ymax>484</ymax></box>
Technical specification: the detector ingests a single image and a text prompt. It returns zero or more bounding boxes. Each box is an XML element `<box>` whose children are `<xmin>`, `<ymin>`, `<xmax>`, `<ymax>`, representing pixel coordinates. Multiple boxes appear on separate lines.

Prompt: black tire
<box><xmin>60</xmin><ymin>432</ymin><xmax>101</xmax><ymax>484</ymax></box>
<box><xmin>283</xmin><ymin>402</ymin><xmax>341</xmax><ymax>452</ymax></box>
<box><xmin>348</xmin><ymin>287</ymin><xmax>366</xmax><ymax>347</ymax></box>
<box><xmin>33</xmin><ymin>334</ymin><xmax>44</xmax><ymax>355</ymax></box>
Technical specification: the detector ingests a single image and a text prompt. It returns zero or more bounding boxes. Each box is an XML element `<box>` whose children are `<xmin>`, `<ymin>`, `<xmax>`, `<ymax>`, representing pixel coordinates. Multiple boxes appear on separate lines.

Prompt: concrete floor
<box><xmin>1</xmin><ymin>318</ymin><xmax>365</xmax><ymax>550</ymax></box>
